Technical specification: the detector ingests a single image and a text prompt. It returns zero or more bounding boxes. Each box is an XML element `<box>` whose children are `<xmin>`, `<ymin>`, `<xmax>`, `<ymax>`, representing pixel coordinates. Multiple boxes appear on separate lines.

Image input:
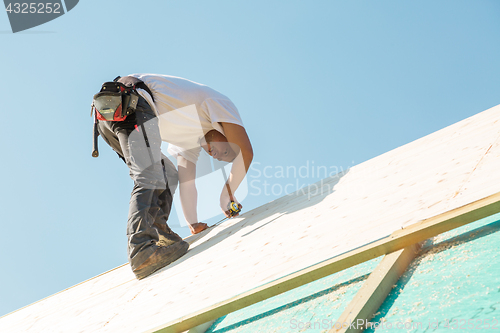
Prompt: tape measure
<box><xmin>228</xmin><ymin>201</ymin><xmax>241</xmax><ymax>217</ymax></box>
<box><xmin>213</xmin><ymin>201</ymin><xmax>242</xmax><ymax>227</ymax></box>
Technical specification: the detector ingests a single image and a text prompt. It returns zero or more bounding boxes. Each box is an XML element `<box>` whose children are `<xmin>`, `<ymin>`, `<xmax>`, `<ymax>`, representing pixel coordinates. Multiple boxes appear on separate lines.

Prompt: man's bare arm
<box><xmin>177</xmin><ymin>155</ymin><xmax>199</xmax><ymax>225</ymax></box>
<box><xmin>220</xmin><ymin>122</ymin><xmax>254</xmax><ymax>215</ymax></box>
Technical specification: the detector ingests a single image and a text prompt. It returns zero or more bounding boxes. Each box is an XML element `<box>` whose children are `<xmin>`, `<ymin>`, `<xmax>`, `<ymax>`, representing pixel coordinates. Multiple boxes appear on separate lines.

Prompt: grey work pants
<box><xmin>97</xmin><ymin>96</ymin><xmax>178</xmax><ymax>270</ymax></box>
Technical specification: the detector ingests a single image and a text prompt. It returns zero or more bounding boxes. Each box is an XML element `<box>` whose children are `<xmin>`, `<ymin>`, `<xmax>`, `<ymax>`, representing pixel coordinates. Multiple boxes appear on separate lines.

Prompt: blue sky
<box><xmin>1</xmin><ymin>0</ymin><xmax>499</xmax><ymax>317</ymax></box>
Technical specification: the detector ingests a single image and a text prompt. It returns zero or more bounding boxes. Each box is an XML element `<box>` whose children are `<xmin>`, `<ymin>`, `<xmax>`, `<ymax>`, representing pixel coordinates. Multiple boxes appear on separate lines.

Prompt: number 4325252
<box><xmin>5</xmin><ymin>3</ymin><xmax>61</xmax><ymax>14</ymax></box>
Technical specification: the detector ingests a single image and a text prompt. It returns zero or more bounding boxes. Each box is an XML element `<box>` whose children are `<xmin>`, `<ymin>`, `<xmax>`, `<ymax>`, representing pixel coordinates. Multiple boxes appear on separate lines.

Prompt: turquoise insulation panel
<box><xmin>365</xmin><ymin>213</ymin><xmax>500</xmax><ymax>332</ymax></box>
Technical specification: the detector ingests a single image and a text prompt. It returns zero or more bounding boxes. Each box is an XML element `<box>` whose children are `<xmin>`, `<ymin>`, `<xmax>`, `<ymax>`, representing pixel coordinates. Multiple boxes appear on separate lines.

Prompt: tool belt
<box><xmin>91</xmin><ymin>76</ymin><xmax>155</xmax><ymax>157</ymax></box>
<box><xmin>91</xmin><ymin>76</ymin><xmax>155</xmax><ymax>121</ymax></box>
<box><xmin>92</xmin><ymin>82</ymin><xmax>137</xmax><ymax>121</ymax></box>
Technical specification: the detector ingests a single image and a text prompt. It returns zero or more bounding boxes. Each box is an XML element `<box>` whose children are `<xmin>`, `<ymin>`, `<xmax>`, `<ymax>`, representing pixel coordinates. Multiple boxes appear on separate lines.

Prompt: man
<box><xmin>92</xmin><ymin>74</ymin><xmax>253</xmax><ymax>280</ymax></box>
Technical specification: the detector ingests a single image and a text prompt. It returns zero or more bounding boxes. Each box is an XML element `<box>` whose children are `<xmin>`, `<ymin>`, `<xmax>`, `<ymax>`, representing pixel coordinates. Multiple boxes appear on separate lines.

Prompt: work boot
<box><xmin>133</xmin><ymin>240</ymin><xmax>189</xmax><ymax>280</ymax></box>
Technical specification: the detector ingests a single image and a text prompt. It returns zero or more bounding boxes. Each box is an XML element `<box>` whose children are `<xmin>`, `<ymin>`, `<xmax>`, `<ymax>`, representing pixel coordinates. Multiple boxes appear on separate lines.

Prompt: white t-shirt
<box><xmin>129</xmin><ymin>73</ymin><xmax>244</xmax><ymax>163</ymax></box>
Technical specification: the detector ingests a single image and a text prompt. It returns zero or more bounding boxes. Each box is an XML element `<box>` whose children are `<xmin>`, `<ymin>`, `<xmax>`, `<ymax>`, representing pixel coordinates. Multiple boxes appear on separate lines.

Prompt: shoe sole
<box><xmin>134</xmin><ymin>241</ymin><xmax>189</xmax><ymax>280</ymax></box>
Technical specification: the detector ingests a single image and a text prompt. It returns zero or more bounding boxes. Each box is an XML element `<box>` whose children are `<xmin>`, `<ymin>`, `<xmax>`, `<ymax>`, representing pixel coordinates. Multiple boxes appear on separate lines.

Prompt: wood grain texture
<box><xmin>1</xmin><ymin>105</ymin><xmax>500</xmax><ymax>333</ymax></box>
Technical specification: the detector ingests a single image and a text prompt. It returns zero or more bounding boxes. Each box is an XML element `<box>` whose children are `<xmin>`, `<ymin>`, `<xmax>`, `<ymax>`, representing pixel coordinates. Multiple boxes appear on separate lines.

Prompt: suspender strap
<box><xmin>115</xmin><ymin>76</ymin><xmax>155</xmax><ymax>103</ymax></box>
<box><xmin>136</xmin><ymin>82</ymin><xmax>155</xmax><ymax>103</ymax></box>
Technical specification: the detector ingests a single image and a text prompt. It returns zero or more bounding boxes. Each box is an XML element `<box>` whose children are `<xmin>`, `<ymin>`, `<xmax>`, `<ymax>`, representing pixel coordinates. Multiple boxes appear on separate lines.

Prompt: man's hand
<box><xmin>220</xmin><ymin>191</ymin><xmax>242</xmax><ymax>218</ymax></box>
<box><xmin>188</xmin><ymin>222</ymin><xmax>209</xmax><ymax>234</ymax></box>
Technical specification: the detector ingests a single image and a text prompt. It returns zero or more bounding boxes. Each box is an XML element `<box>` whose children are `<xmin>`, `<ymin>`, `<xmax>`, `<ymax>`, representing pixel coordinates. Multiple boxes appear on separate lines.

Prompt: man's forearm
<box><xmin>225</xmin><ymin>150</ymin><xmax>253</xmax><ymax>197</ymax></box>
<box><xmin>179</xmin><ymin>181</ymin><xmax>198</xmax><ymax>224</ymax></box>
